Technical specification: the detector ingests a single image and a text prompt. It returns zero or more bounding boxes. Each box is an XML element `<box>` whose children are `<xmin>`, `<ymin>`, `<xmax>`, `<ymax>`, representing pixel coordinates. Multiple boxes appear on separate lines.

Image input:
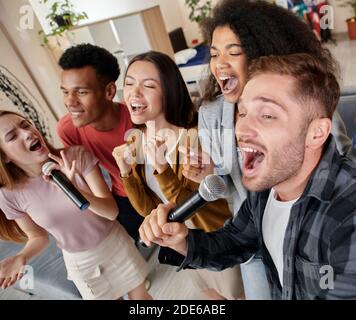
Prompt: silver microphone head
<box><xmin>198</xmin><ymin>174</ymin><xmax>226</xmax><ymax>202</ymax></box>
<box><xmin>42</xmin><ymin>161</ymin><xmax>54</xmax><ymax>175</ymax></box>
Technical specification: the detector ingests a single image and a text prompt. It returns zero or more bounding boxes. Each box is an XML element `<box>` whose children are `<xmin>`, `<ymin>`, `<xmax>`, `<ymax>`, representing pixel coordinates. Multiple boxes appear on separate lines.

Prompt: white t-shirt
<box><xmin>262</xmin><ymin>189</ymin><xmax>298</xmax><ymax>286</ymax></box>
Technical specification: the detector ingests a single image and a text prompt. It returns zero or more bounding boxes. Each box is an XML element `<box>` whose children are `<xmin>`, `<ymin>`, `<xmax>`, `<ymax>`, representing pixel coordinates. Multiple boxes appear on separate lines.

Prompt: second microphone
<box><xmin>139</xmin><ymin>174</ymin><xmax>227</xmax><ymax>247</ymax></box>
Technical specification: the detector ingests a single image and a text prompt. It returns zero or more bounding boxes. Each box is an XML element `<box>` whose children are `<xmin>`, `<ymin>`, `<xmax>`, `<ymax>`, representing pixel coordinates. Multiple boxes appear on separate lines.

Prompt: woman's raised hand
<box><xmin>43</xmin><ymin>151</ymin><xmax>77</xmax><ymax>185</ymax></box>
<box><xmin>180</xmin><ymin>147</ymin><xmax>216</xmax><ymax>183</ymax></box>
<box><xmin>112</xmin><ymin>142</ymin><xmax>136</xmax><ymax>176</ymax></box>
<box><xmin>144</xmin><ymin>135</ymin><xmax>169</xmax><ymax>174</ymax></box>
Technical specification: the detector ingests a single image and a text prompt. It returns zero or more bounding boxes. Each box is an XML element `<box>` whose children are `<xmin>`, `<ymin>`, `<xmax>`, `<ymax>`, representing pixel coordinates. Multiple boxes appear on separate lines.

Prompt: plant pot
<box><xmin>54</xmin><ymin>13</ymin><xmax>72</xmax><ymax>28</ymax></box>
<box><xmin>346</xmin><ymin>17</ymin><xmax>356</xmax><ymax>40</ymax></box>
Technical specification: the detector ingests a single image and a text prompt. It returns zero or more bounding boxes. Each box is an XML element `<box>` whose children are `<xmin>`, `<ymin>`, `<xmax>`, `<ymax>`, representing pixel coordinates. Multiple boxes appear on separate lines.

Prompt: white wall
<box><xmin>0</xmin><ymin>0</ymin><xmax>66</xmax><ymax>119</ymax></box>
<box><xmin>29</xmin><ymin>0</ymin><xmax>217</xmax><ymax>48</ymax></box>
<box><xmin>87</xmin><ymin>21</ymin><xmax>117</xmax><ymax>52</ymax></box>
<box><xmin>112</xmin><ymin>14</ymin><xmax>151</xmax><ymax>56</ymax></box>
<box><xmin>29</xmin><ymin>0</ymin><xmax>160</xmax><ymax>34</ymax></box>
<box><xmin>69</xmin><ymin>26</ymin><xmax>94</xmax><ymax>45</ymax></box>
<box><xmin>172</xmin><ymin>0</ymin><xmax>219</xmax><ymax>46</ymax></box>
<box><xmin>30</xmin><ymin>0</ymin><xmax>208</xmax><ymax>46</ymax></box>
<box><xmin>176</xmin><ymin>0</ymin><xmax>205</xmax><ymax>45</ymax></box>
<box><xmin>157</xmin><ymin>0</ymin><xmax>184</xmax><ymax>32</ymax></box>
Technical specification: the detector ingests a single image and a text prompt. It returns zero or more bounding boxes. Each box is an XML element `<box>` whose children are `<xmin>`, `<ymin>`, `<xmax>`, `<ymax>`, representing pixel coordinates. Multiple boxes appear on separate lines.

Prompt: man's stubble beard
<box><xmin>242</xmin><ymin>126</ymin><xmax>308</xmax><ymax>192</ymax></box>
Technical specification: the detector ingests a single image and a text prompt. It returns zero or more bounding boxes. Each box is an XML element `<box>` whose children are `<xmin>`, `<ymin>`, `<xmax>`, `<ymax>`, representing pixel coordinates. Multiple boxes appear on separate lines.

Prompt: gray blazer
<box><xmin>198</xmin><ymin>95</ymin><xmax>352</xmax><ymax>215</ymax></box>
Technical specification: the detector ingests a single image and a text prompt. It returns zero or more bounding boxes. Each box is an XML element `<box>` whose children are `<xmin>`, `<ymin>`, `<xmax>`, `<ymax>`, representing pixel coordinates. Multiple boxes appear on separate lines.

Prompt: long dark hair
<box><xmin>201</xmin><ymin>0</ymin><xmax>339</xmax><ymax>102</ymax></box>
<box><xmin>125</xmin><ymin>51</ymin><xmax>198</xmax><ymax>128</ymax></box>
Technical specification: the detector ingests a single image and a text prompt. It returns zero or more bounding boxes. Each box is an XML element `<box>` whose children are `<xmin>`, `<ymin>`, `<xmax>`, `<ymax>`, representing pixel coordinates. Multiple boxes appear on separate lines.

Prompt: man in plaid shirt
<box><xmin>139</xmin><ymin>53</ymin><xmax>356</xmax><ymax>299</ymax></box>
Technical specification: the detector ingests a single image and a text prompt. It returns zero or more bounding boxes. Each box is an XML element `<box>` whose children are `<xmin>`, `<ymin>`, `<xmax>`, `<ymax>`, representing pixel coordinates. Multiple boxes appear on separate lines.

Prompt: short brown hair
<box><xmin>247</xmin><ymin>53</ymin><xmax>340</xmax><ymax>120</ymax></box>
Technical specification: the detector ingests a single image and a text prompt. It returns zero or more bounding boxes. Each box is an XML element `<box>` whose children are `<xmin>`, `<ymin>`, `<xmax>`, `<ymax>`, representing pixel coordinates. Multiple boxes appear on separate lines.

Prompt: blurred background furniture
<box><xmin>338</xmin><ymin>86</ymin><xmax>356</xmax><ymax>145</ymax></box>
<box><xmin>169</xmin><ymin>27</ymin><xmax>210</xmax><ymax>99</ymax></box>
<box><xmin>169</xmin><ymin>27</ymin><xmax>188</xmax><ymax>53</ymax></box>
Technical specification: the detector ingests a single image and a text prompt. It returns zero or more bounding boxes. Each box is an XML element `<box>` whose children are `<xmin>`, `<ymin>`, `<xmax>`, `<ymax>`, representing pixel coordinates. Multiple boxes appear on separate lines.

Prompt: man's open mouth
<box><xmin>239</xmin><ymin>146</ymin><xmax>265</xmax><ymax>176</ymax></box>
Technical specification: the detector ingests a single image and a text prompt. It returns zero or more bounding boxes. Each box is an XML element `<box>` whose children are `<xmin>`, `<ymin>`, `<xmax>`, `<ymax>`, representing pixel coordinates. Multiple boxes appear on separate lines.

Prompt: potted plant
<box><xmin>185</xmin><ymin>0</ymin><xmax>212</xmax><ymax>24</ymax></box>
<box><xmin>337</xmin><ymin>0</ymin><xmax>356</xmax><ymax>40</ymax></box>
<box><xmin>38</xmin><ymin>0</ymin><xmax>88</xmax><ymax>46</ymax></box>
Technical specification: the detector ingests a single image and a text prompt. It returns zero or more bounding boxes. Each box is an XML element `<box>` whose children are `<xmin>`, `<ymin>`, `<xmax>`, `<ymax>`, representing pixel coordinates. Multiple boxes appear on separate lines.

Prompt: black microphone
<box><xmin>139</xmin><ymin>174</ymin><xmax>226</xmax><ymax>247</ymax></box>
<box><xmin>42</xmin><ymin>161</ymin><xmax>90</xmax><ymax>211</ymax></box>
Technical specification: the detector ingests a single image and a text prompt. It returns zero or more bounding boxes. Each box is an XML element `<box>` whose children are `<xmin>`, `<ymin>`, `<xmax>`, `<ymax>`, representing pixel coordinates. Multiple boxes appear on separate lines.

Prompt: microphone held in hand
<box><xmin>139</xmin><ymin>174</ymin><xmax>226</xmax><ymax>247</ymax></box>
<box><xmin>167</xmin><ymin>174</ymin><xmax>227</xmax><ymax>221</ymax></box>
<box><xmin>42</xmin><ymin>161</ymin><xmax>90</xmax><ymax>211</ymax></box>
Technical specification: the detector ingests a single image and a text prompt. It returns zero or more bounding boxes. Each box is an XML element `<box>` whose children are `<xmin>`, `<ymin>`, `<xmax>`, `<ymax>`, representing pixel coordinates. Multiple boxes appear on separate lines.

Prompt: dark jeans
<box><xmin>113</xmin><ymin>195</ymin><xmax>144</xmax><ymax>241</ymax></box>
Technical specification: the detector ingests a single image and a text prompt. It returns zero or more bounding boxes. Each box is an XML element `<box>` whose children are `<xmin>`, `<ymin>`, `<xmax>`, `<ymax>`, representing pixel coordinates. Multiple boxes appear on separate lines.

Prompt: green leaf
<box><xmin>39</xmin><ymin>0</ymin><xmax>88</xmax><ymax>47</ymax></box>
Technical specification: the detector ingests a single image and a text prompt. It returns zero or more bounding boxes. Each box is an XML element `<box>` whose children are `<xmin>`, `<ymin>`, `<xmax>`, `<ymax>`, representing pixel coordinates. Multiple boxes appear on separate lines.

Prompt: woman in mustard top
<box><xmin>113</xmin><ymin>51</ymin><xmax>244</xmax><ymax>300</ymax></box>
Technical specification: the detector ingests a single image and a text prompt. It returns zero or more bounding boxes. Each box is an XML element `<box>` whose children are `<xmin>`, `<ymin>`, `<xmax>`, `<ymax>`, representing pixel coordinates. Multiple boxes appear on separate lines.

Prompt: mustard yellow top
<box><xmin>120</xmin><ymin>128</ymin><xmax>232</xmax><ymax>232</ymax></box>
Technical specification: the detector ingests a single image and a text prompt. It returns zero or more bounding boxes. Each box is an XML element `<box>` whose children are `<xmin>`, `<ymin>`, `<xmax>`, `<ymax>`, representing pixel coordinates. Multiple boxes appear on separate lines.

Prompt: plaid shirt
<box><xmin>159</xmin><ymin>137</ymin><xmax>356</xmax><ymax>299</ymax></box>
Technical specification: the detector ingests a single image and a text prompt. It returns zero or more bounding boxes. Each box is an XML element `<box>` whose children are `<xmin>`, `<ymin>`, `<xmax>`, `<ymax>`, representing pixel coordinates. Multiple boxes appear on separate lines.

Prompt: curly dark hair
<box><xmin>126</xmin><ymin>51</ymin><xmax>198</xmax><ymax>129</ymax></box>
<box><xmin>58</xmin><ymin>43</ymin><xmax>120</xmax><ymax>84</ymax></box>
<box><xmin>201</xmin><ymin>0</ymin><xmax>339</xmax><ymax>102</ymax></box>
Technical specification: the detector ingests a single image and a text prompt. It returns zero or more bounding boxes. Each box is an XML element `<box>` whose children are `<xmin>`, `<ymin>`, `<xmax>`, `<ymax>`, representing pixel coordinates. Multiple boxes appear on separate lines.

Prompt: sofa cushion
<box><xmin>0</xmin><ymin>236</ymin><xmax>81</xmax><ymax>299</ymax></box>
<box><xmin>338</xmin><ymin>86</ymin><xmax>356</xmax><ymax>140</ymax></box>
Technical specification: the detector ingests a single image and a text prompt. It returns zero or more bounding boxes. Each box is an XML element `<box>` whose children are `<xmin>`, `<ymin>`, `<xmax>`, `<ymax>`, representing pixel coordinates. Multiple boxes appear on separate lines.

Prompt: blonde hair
<box><xmin>0</xmin><ymin>110</ymin><xmax>56</xmax><ymax>243</ymax></box>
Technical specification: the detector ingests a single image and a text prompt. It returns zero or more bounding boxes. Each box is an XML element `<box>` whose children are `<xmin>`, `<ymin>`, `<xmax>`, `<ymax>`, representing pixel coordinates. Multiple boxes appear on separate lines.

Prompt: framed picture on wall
<box><xmin>0</xmin><ymin>24</ymin><xmax>61</xmax><ymax>147</ymax></box>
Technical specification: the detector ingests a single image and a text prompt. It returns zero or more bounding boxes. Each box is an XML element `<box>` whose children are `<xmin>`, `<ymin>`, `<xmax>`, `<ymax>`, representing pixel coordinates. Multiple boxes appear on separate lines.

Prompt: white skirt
<box><xmin>62</xmin><ymin>222</ymin><xmax>148</xmax><ymax>300</ymax></box>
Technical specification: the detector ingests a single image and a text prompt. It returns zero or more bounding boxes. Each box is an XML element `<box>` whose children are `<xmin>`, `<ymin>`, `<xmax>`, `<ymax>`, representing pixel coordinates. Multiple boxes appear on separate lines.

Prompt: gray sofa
<box><xmin>338</xmin><ymin>86</ymin><xmax>356</xmax><ymax>148</ymax></box>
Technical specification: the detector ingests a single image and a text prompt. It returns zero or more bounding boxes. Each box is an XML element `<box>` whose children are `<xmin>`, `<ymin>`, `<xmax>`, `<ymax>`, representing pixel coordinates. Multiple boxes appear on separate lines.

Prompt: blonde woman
<box><xmin>0</xmin><ymin>111</ymin><xmax>151</xmax><ymax>300</ymax></box>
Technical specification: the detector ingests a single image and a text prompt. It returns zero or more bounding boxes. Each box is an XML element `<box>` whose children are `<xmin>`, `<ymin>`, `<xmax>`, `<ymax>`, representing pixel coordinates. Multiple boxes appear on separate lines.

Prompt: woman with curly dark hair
<box><xmin>200</xmin><ymin>0</ymin><xmax>341</xmax><ymax>103</ymax></box>
<box><xmin>181</xmin><ymin>0</ymin><xmax>352</xmax><ymax>300</ymax></box>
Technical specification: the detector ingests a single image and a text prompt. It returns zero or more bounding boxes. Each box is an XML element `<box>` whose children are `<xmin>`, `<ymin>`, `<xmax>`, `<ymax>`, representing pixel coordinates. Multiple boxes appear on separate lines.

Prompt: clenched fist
<box><xmin>139</xmin><ymin>203</ymin><xmax>189</xmax><ymax>256</ymax></box>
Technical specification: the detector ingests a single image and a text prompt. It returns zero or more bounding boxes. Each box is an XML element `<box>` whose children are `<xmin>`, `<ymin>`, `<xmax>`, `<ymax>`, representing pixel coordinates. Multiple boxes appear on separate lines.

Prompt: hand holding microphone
<box><xmin>140</xmin><ymin>202</ymin><xmax>190</xmax><ymax>255</ymax></box>
<box><xmin>42</xmin><ymin>151</ymin><xmax>89</xmax><ymax>211</ymax></box>
<box><xmin>139</xmin><ymin>174</ymin><xmax>226</xmax><ymax>249</ymax></box>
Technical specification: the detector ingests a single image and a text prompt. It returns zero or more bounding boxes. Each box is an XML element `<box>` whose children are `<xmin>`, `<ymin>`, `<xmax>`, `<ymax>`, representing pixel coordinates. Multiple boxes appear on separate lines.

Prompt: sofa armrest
<box><xmin>337</xmin><ymin>86</ymin><xmax>356</xmax><ymax>140</ymax></box>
